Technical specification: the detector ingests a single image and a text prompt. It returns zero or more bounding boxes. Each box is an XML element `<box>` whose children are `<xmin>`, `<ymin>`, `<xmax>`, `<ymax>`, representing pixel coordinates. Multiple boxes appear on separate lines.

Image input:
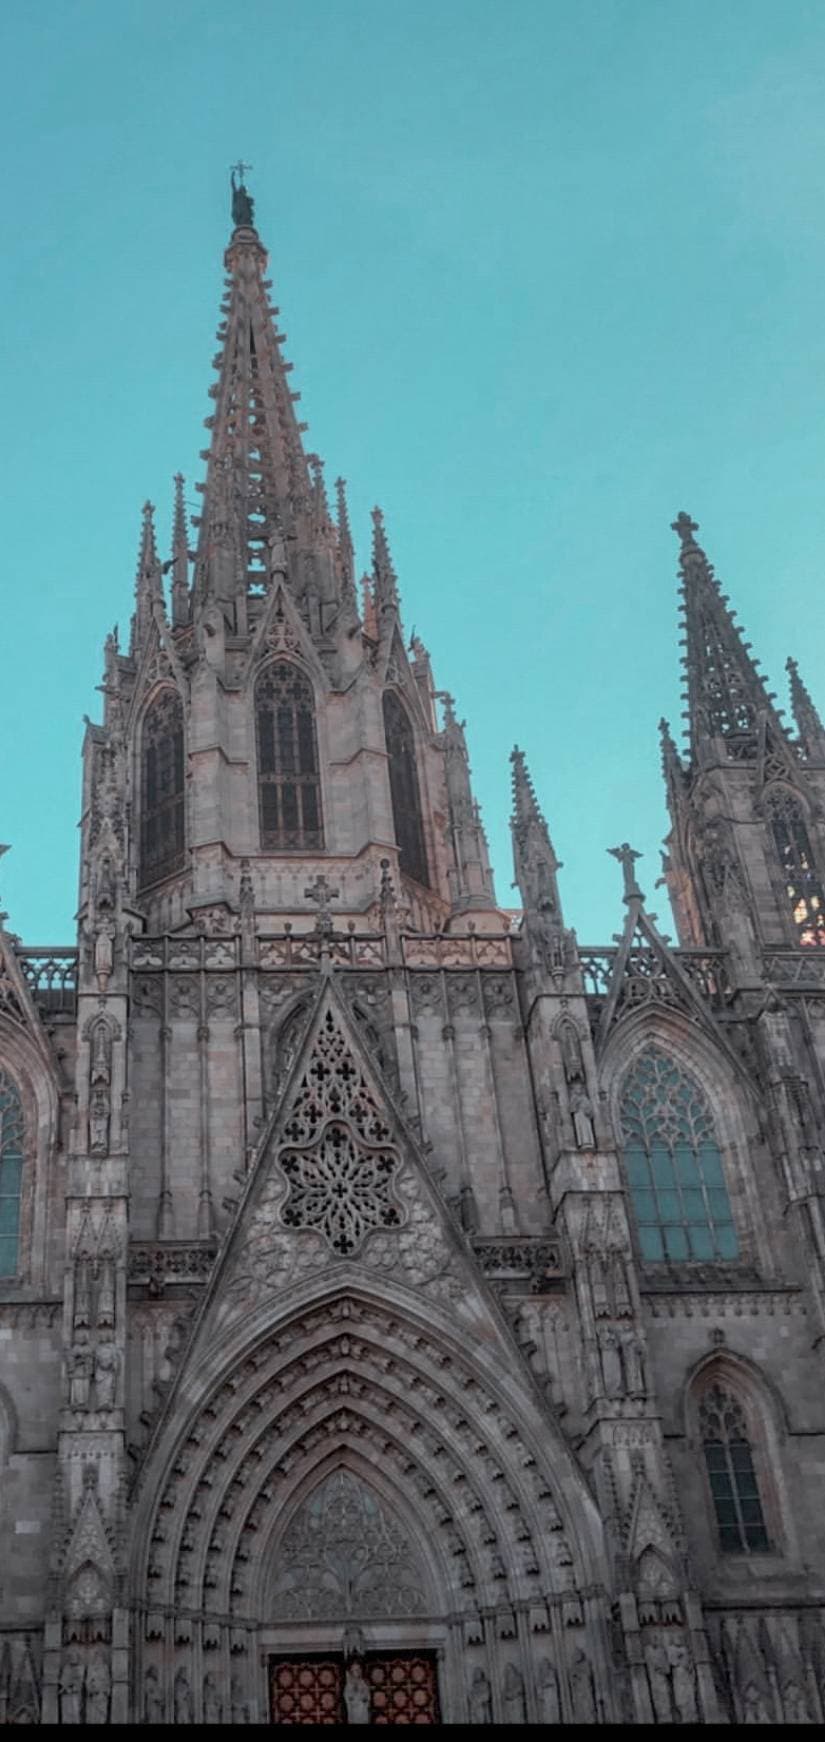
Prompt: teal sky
<box><xmin>3</xmin><ymin>0</ymin><xmax>825</xmax><ymax>943</ymax></box>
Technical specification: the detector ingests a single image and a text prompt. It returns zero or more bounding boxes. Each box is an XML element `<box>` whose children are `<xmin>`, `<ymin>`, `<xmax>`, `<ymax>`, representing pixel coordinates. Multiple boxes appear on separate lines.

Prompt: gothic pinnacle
<box><xmin>131</xmin><ymin>500</ymin><xmax>164</xmax><ymax>654</ymax></box>
<box><xmin>371</xmin><ymin>506</ymin><xmax>400</xmax><ymax>619</ymax></box>
<box><xmin>510</xmin><ymin>747</ymin><xmax>562</xmax><ymax>916</ymax></box>
<box><xmin>787</xmin><ymin>656</ymin><xmax>825</xmax><ymax>760</ymax></box>
<box><xmin>171</xmin><ymin>473</ymin><xmax>190</xmax><ymax>627</ymax></box>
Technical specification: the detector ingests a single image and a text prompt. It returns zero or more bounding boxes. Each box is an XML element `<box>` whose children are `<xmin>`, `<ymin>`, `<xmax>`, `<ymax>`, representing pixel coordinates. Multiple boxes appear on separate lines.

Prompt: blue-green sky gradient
<box><xmin>3</xmin><ymin>0</ymin><xmax>825</xmax><ymax>941</ymax></box>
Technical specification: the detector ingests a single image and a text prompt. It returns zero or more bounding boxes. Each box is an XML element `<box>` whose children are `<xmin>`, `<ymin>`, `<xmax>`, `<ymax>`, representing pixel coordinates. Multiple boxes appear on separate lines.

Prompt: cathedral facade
<box><xmin>1</xmin><ymin>176</ymin><xmax>825</xmax><ymax>1724</ymax></box>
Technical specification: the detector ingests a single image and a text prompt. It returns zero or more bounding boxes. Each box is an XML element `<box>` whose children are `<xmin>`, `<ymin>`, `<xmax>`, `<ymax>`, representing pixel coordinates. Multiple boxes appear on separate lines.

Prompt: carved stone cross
<box><xmin>670</xmin><ymin>511</ymin><xmax>699</xmax><ymax>546</ymax></box>
<box><xmin>304</xmin><ymin>873</ymin><xmax>340</xmax><ymax>936</ymax></box>
<box><xmin>608</xmin><ymin>842</ymin><xmax>644</xmax><ymax>902</ymax></box>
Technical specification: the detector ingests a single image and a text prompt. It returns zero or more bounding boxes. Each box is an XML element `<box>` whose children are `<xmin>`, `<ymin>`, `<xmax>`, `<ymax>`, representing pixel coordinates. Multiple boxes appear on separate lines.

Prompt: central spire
<box><xmin>191</xmin><ymin>171</ymin><xmax>344</xmax><ymax>624</ymax></box>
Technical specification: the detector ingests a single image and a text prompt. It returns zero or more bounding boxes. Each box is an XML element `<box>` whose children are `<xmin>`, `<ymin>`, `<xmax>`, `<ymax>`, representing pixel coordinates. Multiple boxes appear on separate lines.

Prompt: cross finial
<box><xmin>671</xmin><ymin>511</ymin><xmax>699</xmax><ymax>547</ymax></box>
<box><xmin>608</xmin><ymin>842</ymin><xmax>644</xmax><ymax>902</ymax></box>
<box><xmin>304</xmin><ymin>872</ymin><xmax>340</xmax><ymax>937</ymax></box>
<box><xmin>230</xmin><ymin>160</ymin><xmax>253</xmax><ymax>185</ymax></box>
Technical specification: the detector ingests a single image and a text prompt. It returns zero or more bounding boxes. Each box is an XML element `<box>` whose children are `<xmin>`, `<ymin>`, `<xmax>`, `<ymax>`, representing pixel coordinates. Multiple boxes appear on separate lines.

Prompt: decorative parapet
<box><xmin>402</xmin><ymin>934</ymin><xmax>513</xmax><ymax>969</ymax></box>
<box><xmin>131</xmin><ymin>936</ymin><xmax>238</xmax><ymax>971</ymax></box>
<box><xmin>471</xmin><ymin>1235</ymin><xmax>565</xmax><ymax>1293</ymax></box>
<box><xmin>579</xmin><ymin>946</ymin><xmax>731</xmax><ymax>1008</ymax></box>
<box><xmin>762</xmin><ymin>947</ymin><xmax>825</xmax><ymax>989</ymax></box>
<box><xmin>128</xmin><ymin>1242</ymin><xmax>217</xmax><ymax>1290</ymax></box>
<box><xmin>15</xmin><ymin>948</ymin><xmax>78</xmax><ymax>1015</ymax></box>
<box><xmin>258</xmin><ymin>933</ymin><xmax>386</xmax><ymax>968</ymax></box>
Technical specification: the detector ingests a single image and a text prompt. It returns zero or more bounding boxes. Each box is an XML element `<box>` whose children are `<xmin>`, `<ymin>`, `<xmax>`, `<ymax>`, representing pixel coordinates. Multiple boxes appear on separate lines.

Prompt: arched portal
<box><xmin>130</xmin><ymin>1285</ymin><xmax>614</xmax><ymax>1725</ymax></box>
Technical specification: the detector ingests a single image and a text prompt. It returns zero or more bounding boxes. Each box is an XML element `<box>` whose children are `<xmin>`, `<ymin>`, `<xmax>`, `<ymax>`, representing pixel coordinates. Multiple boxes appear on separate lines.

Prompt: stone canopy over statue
<box><xmin>231</xmin><ymin>163</ymin><xmax>255</xmax><ymax>228</ymax></box>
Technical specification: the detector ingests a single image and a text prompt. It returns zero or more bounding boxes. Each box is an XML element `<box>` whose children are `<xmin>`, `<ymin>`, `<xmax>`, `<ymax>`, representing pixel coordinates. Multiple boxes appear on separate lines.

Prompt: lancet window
<box><xmin>619</xmin><ymin>1047</ymin><xmax>738</xmax><ymax>1263</ymax></box>
<box><xmin>764</xmin><ymin>789</ymin><xmax>825</xmax><ymax>947</ymax></box>
<box><xmin>139</xmin><ymin>688</ymin><xmax>185</xmax><ymax>887</ymax></box>
<box><xmin>383</xmin><ymin>691</ymin><xmax>429</xmax><ymax>887</ymax></box>
<box><xmin>0</xmin><ymin>1071</ymin><xmax>24</xmax><ymax>1277</ymax></box>
<box><xmin>698</xmin><ymin>1381</ymin><xmax>770</xmax><ymax>1554</ymax></box>
<box><xmin>256</xmin><ymin>662</ymin><xmax>323</xmax><ymax>850</ymax></box>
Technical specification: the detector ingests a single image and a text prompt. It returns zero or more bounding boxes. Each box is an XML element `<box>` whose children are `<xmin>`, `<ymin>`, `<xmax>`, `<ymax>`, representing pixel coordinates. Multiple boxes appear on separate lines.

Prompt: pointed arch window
<box><xmin>256</xmin><ymin>662</ymin><xmax>323</xmax><ymax>850</ymax></box>
<box><xmin>383</xmin><ymin>691</ymin><xmax>429</xmax><ymax>887</ymax></box>
<box><xmin>698</xmin><ymin>1381</ymin><xmax>769</xmax><ymax>1554</ymax></box>
<box><xmin>0</xmin><ymin>1070</ymin><xmax>24</xmax><ymax>1276</ymax></box>
<box><xmin>619</xmin><ymin>1047</ymin><xmax>738</xmax><ymax>1263</ymax></box>
<box><xmin>140</xmin><ymin>688</ymin><xmax>185</xmax><ymax>887</ymax></box>
<box><xmin>764</xmin><ymin>789</ymin><xmax>825</xmax><ymax>946</ymax></box>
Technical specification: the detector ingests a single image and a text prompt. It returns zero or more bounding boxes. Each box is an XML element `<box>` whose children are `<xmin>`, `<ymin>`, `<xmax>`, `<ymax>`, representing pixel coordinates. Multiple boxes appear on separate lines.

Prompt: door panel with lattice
<box><xmin>366</xmin><ymin>1653</ymin><xmax>440</xmax><ymax>1725</ymax></box>
<box><xmin>270</xmin><ymin>1656</ymin><xmax>344</xmax><ymax>1725</ymax></box>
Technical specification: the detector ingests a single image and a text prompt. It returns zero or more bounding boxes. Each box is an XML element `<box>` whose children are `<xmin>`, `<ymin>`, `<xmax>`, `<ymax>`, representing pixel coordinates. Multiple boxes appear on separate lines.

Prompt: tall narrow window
<box><xmin>383</xmin><ymin>691</ymin><xmax>429</xmax><ymax>887</ymax></box>
<box><xmin>765</xmin><ymin>790</ymin><xmax>825</xmax><ymax>946</ymax></box>
<box><xmin>256</xmin><ymin>663</ymin><xmax>323</xmax><ymax>850</ymax></box>
<box><xmin>699</xmin><ymin>1382</ymin><xmax>769</xmax><ymax>1554</ymax></box>
<box><xmin>140</xmin><ymin>689</ymin><xmax>185</xmax><ymax>887</ymax></box>
<box><xmin>0</xmin><ymin>1070</ymin><xmax>24</xmax><ymax>1277</ymax></box>
<box><xmin>619</xmin><ymin>1047</ymin><xmax>738</xmax><ymax>1263</ymax></box>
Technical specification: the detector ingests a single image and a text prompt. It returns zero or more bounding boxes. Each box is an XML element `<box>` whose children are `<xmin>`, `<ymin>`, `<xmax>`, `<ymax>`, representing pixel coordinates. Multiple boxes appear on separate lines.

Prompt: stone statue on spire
<box><xmin>230</xmin><ymin>163</ymin><xmax>255</xmax><ymax>229</ymax></box>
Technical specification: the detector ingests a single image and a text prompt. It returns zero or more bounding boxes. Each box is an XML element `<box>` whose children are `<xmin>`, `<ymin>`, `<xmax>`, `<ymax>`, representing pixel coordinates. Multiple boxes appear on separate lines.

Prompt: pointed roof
<box><xmin>192</xmin><ymin>181</ymin><xmax>315</xmax><ymax>608</ymax></box>
<box><xmin>170</xmin><ymin>472</ymin><xmax>190</xmax><ymax>627</ymax></box>
<box><xmin>673</xmin><ymin>511</ymin><xmax>787</xmax><ymax>764</ymax></box>
<box><xmin>130</xmin><ymin>501</ymin><xmax>163</xmax><ymax>654</ymax></box>
<box><xmin>787</xmin><ymin>656</ymin><xmax>825</xmax><ymax>761</ymax></box>
<box><xmin>510</xmin><ymin>747</ymin><xmax>561</xmax><ymax>914</ymax></box>
<box><xmin>371</xmin><ymin>506</ymin><xmax>400</xmax><ymax>622</ymax></box>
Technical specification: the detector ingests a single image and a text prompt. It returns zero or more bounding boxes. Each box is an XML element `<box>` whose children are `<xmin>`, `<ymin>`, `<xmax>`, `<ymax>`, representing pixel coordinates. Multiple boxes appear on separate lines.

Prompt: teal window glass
<box><xmin>256</xmin><ymin>663</ymin><xmax>324</xmax><ymax>851</ymax></box>
<box><xmin>0</xmin><ymin>1070</ymin><xmax>24</xmax><ymax>1276</ymax></box>
<box><xmin>699</xmin><ymin>1383</ymin><xmax>769</xmax><ymax>1554</ymax></box>
<box><xmin>619</xmin><ymin>1047</ymin><xmax>738</xmax><ymax>1264</ymax></box>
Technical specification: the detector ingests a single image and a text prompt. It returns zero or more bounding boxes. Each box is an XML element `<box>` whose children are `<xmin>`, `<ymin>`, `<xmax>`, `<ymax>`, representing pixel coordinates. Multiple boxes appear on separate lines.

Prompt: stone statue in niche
<box><xmin>537</xmin><ymin>1658</ymin><xmax>560</xmax><ymax>1724</ymax></box>
<box><xmin>73</xmin><ymin>1255</ymin><xmax>92</xmax><ymax>1330</ymax></box>
<box><xmin>68</xmin><ymin>1339</ymin><xmax>93</xmax><ymax>1410</ymax></box>
<box><xmin>85</xmin><ymin>1648</ymin><xmax>111</xmax><ymax>1724</ymax></box>
<box><xmin>598</xmin><ymin>1326</ymin><xmax>623</xmax><ymax>1396</ymax></box>
<box><xmin>93</xmin><ymin>1339</ymin><xmax>118</xmax><ymax>1409</ymax></box>
<box><xmin>88</xmin><ymin>1019</ymin><xmax>113</xmax><ymax>1154</ymax></box>
<box><xmin>88</xmin><ymin>1086</ymin><xmax>111</xmax><ymax>1156</ymax></box>
<box><xmin>203</xmin><ymin>1673</ymin><xmax>222</xmax><ymax>1724</ymax></box>
<box><xmin>343</xmin><ymin>1661</ymin><xmax>371</xmax><ymax>1724</ymax></box>
<box><xmin>668</xmin><ymin>1641</ymin><xmax>698</xmax><ymax>1724</ymax></box>
<box><xmin>621</xmin><ymin>1329</ymin><xmax>647</xmax><ymax>1397</ymax></box>
<box><xmin>502</xmin><ymin>1663</ymin><xmax>525</xmax><ymax>1724</ymax></box>
<box><xmin>95</xmin><ymin>853</ymin><xmax>117</xmax><ymax>913</ymax></box>
<box><xmin>144</xmin><ymin>1665</ymin><xmax>164</xmax><ymax>1724</ymax></box>
<box><xmin>174</xmin><ymin>1670</ymin><xmax>193</xmax><ymax>1723</ymax></box>
<box><xmin>96</xmin><ymin>1256</ymin><xmax>115</xmax><ymax>1331</ymax></box>
<box><xmin>231</xmin><ymin>1676</ymin><xmax>250</xmax><ymax>1724</ymax></box>
<box><xmin>468</xmin><ymin>1666</ymin><xmax>492</xmax><ymax>1723</ymax></box>
<box><xmin>93</xmin><ymin>917</ymin><xmax>115</xmax><ymax>994</ymax></box>
<box><xmin>569</xmin><ymin>1648</ymin><xmax>597</xmax><ymax>1724</ymax></box>
<box><xmin>645</xmin><ymin>1640</ymin><xmax>673</xmax><ymax>1723</ymax></box>
<box><xmin>58</xmin><ymin>1647</ymin><xmax>85</xmax><ymax>1725</ymax></box>
<box><xmin>742</xmin><ymin>1681</ymin><xmax>773</xmax><ymax>1723</ymax></box>
<box><xmin>610</xmin><ymin>1245</ymin><xmax>633</xmax><ymax>1317</ymax></box>
<box><xmin>559</xmin><ymin>1021</ymin><xmax>585</xmax><ymax>1086</ymax></box>
<box><xmin>570</xmin><ymin>1085</ymin><xmax>596</xmax><ymax>1149</ymax></box>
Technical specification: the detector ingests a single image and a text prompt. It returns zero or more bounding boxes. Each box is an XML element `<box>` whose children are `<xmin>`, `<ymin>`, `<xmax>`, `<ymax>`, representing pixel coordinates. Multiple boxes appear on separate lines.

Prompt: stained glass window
<box><xmin>0</xmin><ymin>1070</ymin><xmax>24</xmax><ymax>1277</ymax></box>
<box><xmin>140</xmin><ymin>689</ymin><xmax>185</xmax><ymax>887</ymax></box>
<box><xmin>698</xmin><ymin>1383</ymin><xmax>769</xmax><ymax>1553</ymax></box>
<box><xmin>383</xmin><ymin>691</ymin><xmax>429</xmax><ymax>888</ymax></box>
<box><xmin>619</xmin><ymin>1047</ymin><xmax>738</xmax><ymax>1263</ymax></box>
<box><xmin>256</xmin><ymin>663</ymin><xmax>323</xmax><ymax>850</ymax></box>
<box><xmin>765</xmin><ymin>790</ymin><xmax>825</xmax><ymax>947</ymax></box>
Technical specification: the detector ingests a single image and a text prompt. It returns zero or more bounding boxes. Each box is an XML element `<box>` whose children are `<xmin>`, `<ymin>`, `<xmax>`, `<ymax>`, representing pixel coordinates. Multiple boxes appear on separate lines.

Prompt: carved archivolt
<box><xmin>134</xmin><ymin>1291</ymin><xmax>594</xmax><ymax>1627</ymax></box>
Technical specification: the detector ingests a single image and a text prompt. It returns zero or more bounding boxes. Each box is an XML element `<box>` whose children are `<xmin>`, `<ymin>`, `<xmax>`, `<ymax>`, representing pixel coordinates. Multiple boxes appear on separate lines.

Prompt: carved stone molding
<box><xmin>128</xmin><ymin>1244</ymin><xmax>217</xmax><ymax>1288</ymax></box>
